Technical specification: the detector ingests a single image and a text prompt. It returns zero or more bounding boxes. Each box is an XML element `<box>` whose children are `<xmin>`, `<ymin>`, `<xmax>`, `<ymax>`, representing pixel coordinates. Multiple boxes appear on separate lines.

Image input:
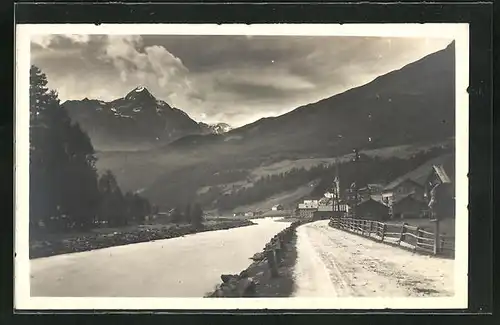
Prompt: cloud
<box><xmin>31</xmin><ymin>34</ymin><xmax>200</xmax><ymax>111</ymax></box>
<box><xmin>30</xmin><ymin>34</ymin><xmax>452</xmax><ymax>127</ymax></box>
<box><xmin>97</xmin><ymin>35</ymin><xmax>191</xmax><ymax>99</ymax></box>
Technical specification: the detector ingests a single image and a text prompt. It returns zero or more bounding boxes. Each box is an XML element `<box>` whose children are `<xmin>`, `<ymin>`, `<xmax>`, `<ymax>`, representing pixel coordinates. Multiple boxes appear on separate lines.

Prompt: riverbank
<box><xmin>205</xmin><ymin>219</ymin><xmax>310</xmax><ymax>298</ymax></box>
<box><xmin>30</xmin><ymin>219</ymin><xmax>256</xmax><ymax>259</ymax></box>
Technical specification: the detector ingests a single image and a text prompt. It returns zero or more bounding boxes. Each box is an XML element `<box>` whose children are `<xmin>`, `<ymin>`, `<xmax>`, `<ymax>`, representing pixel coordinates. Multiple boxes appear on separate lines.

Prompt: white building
<box><xmin>271</xmin><ymin>204</ymin><xmax>284</xmax><ymax>211</ymax></box>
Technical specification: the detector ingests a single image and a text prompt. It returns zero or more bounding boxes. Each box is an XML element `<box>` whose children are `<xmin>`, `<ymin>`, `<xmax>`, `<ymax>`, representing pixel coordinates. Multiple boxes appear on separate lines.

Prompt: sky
<box><xmin>30</xmin><ymin>35</ymin><xmax>452</xmax><ymax>127</ymax></box>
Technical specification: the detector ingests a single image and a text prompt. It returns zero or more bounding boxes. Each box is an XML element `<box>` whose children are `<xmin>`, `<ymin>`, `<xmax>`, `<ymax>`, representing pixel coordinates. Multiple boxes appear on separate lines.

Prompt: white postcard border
<box><xmin>15</xmin><ymin>23</ymin><xmax>469</xmax><ymax>310</ymax></box>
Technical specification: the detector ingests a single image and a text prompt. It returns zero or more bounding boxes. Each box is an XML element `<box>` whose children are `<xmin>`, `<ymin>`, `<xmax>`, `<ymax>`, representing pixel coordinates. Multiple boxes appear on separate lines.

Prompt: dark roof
<box><xmin>432</xmin><ymin>164</ymin><xmax>453</xmax><ymax>183</ymax></box>
<box><xmin>393</xmin><ymin>193</ymin><xmax>425</xmax><ymax>205</ymax></box>
<box><xmin>383</xmin><ymin>153</ymin><xmax>455</xmax><ymax>191</ymax></box>
<box><xmin>357</xmin><ymin>197</ymin><xmax>389</xmax><ymax>207</ymax></box>
<box><xmin>313</xmin><ymin>210</ymin><xmax>332</xmax><ymax>217</ymax></box>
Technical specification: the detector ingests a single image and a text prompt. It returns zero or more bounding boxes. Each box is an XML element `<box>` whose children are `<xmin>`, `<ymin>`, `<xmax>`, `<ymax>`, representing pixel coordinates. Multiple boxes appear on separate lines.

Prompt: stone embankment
<box><xmin>30</xmin><ymin>219</ymin><xmax>256</xmax><ymax>259</ymax></box>
<box><xmin>206</xmin><ymin>219</ymin><xmax>311</xmax><ymax>298</ymax></box>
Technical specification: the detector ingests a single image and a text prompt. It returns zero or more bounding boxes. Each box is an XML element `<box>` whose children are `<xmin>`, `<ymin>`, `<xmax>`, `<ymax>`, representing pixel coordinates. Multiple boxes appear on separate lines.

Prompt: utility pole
<box><xmin>334</xmin><ymin>163</ymin><xmax>340</xmax><ymax>214</ymax></box>
<box><xmin>352</xmin><ymin>148</ymin><xmax>360</xmax><ymax>218</ymax></box>
<box><xmin>429</xmin><ymin>182</ymin><xmax>441</xmax><ymax>255</ymax></box>
<box><xmin>427</xmin><ymin>165</ymin><xmax>451</xmax><ymax>256</ymax></box>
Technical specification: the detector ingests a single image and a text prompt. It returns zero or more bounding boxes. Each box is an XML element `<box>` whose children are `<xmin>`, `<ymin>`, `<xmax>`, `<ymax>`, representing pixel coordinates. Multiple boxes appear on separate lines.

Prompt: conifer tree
<box><xmin>30</xmin><ymin>65</ymin><xmax>100</xmax><ymax>231</ymax></box>
<box><xmin>98</xmin><ymin>170</ymin><xmax>126</xmax><ymax>226</ymax></box>
<box><xmin>184</xmin><ymin>203</ymin><xmax>192</xmax><ymax>224</ymax></box>
<box><xmin>171</xmin><ymin>207</ymin><xmax>182</xmax><ymax>223</ymax></box>
<box><xmin>190</xmin><ymin>203</ymin><xmax>204</xmax><ymax>228</ymax></box>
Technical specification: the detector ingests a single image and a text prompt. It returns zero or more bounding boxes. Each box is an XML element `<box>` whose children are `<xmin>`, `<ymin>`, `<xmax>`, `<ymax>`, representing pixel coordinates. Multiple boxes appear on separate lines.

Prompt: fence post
<box><xmin>368</xmin><ymin>221</ymin><xmax>373</xmax><ymax>237</ymax></box>
<box><xmin>380</xmin><ymin>223</ymin><xmax>387</xmax><ymax>242</ymax></box>
<box><xmin>433</xmin><ymin>220</ymin><xmax>441</xmax><ymax>255</ymax></box>
<box><xmin>415</xmin><ymin>227</ymin><xmax>422</xmax><ymax>250</ymax></box>
<box><xmin>398</xmin><ymin>223</ymin><xmax>407</xmax><ymax>245</ymax></box>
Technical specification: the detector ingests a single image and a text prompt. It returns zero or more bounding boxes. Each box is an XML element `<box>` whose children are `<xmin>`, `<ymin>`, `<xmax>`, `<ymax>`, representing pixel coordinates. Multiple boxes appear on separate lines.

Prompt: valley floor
<box><xmin>30</xmin><ymin>219</ymin><xmax>255</xmax><ymax>259</ymax></box>
<box><xmin>292</xmin><ymin>220</ymin><xmax>454</xmax><ymax>297</ymax></box>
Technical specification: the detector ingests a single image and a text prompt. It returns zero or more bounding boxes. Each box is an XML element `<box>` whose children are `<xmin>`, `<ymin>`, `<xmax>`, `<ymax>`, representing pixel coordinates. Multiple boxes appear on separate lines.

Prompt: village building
<box><xmin>297</xmin><ymin>206</ymin><xmax>317</xmax><ymax>219</ymax></box>
<box><xmin>391</xmin><ymin>194</ymin><xmax>428</xmax><ymax>219</ymax></box>
<box><xmin>381</xmin><ymin>153</ymin><xmax>455</xmax><ymax>219</ymax></box>
<box><xmin>313</xmin><ymin>203</ymin><xmax>348</xmax><ymax>220</ymax></box>
<box><xmin>358</xmin><ymin>183</ymin><xmax>385</xmax><ymax>201</ymax></box>
<box><xmin>312</xmin><ymin>210</ymin><xmax>331</xmax><ymax>220</ymax></box>
<box><xmin>297</xmin><ymin>198</ymin><xmax>319</xmax><ymax>218</ymax></box>
<box><xmin>271</xmin><ymin>204</ymin><xmax>284</xmax><ymax>211</ymax></box>
<box><xmin>382</xmin><ymin>178</ymin><xmax>425</xmax><ymax>206</ymax></box>
<box><xmin>344</xmin><ymin>182</ymin><xmax>358</xmax><ymax>204</ymax></box>
<box><xmin>355</xmin><ymin>197</ymin><xmax>390</xmax><ymax>221</ymax></box>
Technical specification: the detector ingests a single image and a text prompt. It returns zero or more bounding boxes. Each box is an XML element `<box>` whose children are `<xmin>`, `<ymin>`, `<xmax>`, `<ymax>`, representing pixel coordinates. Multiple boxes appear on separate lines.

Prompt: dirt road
<box><xmin>292</xmin><ymin>220</ymin><xmax>454</xmax><ymax>297</ymax></box>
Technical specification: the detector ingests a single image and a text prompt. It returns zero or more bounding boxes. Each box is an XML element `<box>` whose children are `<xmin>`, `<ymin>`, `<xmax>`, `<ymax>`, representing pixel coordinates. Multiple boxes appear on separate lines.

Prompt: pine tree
<box><xmin>98</xmin><ymin>170</ymin><xmax>126</xmax><ymax>227</ymax></box>
<box><xmin>30</xmin><ymin>65</ymin><xmax>100</xmax><ymax>232</ymax></box>
<box><xmin>190</xmin><ymin>203</ymin><xmax>204</xmax><ymax>229</ymax></box>
<box><xmin>184</xmin><ymin>203</ymin><xmax>192</xmax><ymax>224</ymax></box>
<box><xmin>171</xmin><ymin>207</ymin><xmax>182</xmax><ymax>223</ymax></box>
<box><xmin>123</xmin><ymin>192</ymin><xmax>135</xmax><ymax>223</ymax></box>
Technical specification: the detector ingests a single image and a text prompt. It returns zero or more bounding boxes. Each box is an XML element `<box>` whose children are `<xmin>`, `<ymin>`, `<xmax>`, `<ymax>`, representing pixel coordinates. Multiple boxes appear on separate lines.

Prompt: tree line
<box><xmin>29</xmin><ymin>65</ymin><xmax>156</xmax><ymax>234</ymax></box>
<box><xmin>198</xmin><ymin>146</ymin><xmax>452</xmax><ymax>211</ymax></box>
<box><xmin>170</xmin><ymin>203</ymin><xmax>204</xmax><ymax>228</ymax></box>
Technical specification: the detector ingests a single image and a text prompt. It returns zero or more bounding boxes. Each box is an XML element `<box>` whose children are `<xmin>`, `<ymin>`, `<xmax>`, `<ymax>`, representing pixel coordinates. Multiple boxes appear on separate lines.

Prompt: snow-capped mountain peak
<box><xmin>62</xmin><ymin>87</ymin><xmax>207</xmax><ymax>150</ymax></box>
<box><xmin>199</xmin><ymin>122</ymin><xmax>232</xmax><ymax>134</ymax></box>
<box><xmin>124</xmin><ymin>86</ymin><xmax>156</xmax><ymax>102</ymax></box>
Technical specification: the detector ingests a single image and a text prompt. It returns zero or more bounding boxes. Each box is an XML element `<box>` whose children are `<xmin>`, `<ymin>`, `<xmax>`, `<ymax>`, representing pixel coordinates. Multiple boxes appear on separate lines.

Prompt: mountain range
<box><xmin>81</xmin><ymin>41</ymin><xmax>455</xmax><ymax>210</ymax></box>
<box><xmin>62</xmin><ymin>87</ymin><xmax>232</xmax><ymax>151</ymax></box>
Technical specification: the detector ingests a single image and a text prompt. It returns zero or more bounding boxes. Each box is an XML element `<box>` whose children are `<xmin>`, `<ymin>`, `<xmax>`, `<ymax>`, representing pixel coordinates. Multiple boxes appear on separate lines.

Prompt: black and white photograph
<box><xmin>15</xmin><ymin>24</ymin><xmax>469</xmax><ymax>310</ymax></box>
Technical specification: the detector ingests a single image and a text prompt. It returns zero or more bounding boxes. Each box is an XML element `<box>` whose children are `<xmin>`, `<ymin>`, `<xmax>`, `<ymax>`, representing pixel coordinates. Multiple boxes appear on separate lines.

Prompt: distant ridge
<box><xmin>63</xmin><ymin>87</ymin><xmax>230</xmax><ymax>151</ymax></box>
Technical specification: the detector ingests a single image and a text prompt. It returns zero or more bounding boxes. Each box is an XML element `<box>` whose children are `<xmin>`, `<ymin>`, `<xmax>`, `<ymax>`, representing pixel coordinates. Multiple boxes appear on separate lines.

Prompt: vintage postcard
<box><xmin>15</xmin><ymin>23</ymin><xmax>469</xmax><ymax>310</ymax></box>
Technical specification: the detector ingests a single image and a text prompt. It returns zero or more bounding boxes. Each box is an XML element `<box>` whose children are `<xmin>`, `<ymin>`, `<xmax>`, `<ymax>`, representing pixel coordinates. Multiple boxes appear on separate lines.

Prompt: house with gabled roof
<box><xmin>392</xmin><ymin>193</ymin><xmax>428</xmax><ymax>219</ymax></box>
<box><xmin>382</xmin><ymin>178</ymin><xmax>425</xmax><ymax>207</ymax></box>
<box><xmin>382</xmin><ymin>153</ymin><xmax>455</xmax><ymax>207</ymax></box>
<box><xmin>355</xmin><ymin>197</ymin><xmax>390</xmax><ymax>221</ymax></box>
<box><xmin>271</xmin><ymin>204</ymin><xmax>284</xmax><ymax>211</ymax></box>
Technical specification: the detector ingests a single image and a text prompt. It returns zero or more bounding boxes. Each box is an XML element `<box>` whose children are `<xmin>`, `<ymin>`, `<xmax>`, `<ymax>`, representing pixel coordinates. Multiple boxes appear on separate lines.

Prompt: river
<box><xmin>30</xmin><ymin>218</ymin><xmax>290</xmax><ymax>297</ymax></box>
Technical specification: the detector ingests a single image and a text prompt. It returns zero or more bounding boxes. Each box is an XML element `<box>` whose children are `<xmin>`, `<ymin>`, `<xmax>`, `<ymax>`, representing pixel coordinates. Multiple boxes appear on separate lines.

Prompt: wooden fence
<box><xmin>329</xmin><ymin>217</ymin><xmax>455</xmax><ymax>257</ymax></box>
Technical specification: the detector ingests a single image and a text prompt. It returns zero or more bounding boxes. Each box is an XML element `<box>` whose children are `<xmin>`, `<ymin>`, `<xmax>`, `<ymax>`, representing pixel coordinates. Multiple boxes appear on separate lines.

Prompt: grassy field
<box><xmin>232</xmin><ymin>181</ymin><xmax>317</xmax><ymax>213</ymax></box>
<box><xmin>96</xmin><ymin>138</ymin><xmax>453</xmax><ymax>200</ymax></box>
<box><xmin>248</xmin><ymin>139</ymin><xmax>454</xmax><ymax>181</ymax></box>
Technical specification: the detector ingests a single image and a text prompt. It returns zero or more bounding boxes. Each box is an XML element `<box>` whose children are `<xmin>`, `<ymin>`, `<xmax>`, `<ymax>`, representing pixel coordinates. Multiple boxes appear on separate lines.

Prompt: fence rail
<box><xmin>328</xmin><ymin>217</ymin><xmax>455</xmax><ymax>257</ymax></box>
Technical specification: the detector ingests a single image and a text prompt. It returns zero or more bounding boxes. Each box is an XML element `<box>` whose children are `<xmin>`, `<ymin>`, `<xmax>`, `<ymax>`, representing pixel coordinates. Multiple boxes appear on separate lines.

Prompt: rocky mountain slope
<box><xmin>86</xmin><ymin>42</ymin><xmax>456</xmax><ymax>211</ymax></box>
<box><xmin>135</xmin><ymin>42</ymin><xmax>456</xmax><ymax>209</ymax></box>
<box><xmin>62</xmin><ymin>87</ymin><xmax>230</xmax><ymax>151</ymax></box>
<box><xmin>166</xmin><ymin>41</ymin><xmax>455</xmax><ymax>159</ymax></box>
